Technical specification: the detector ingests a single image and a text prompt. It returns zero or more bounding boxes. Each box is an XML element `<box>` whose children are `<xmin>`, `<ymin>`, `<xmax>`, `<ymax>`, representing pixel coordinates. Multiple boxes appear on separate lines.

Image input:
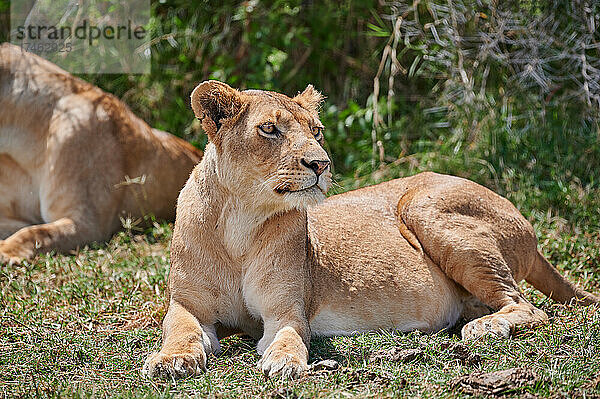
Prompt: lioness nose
<box><xmin>301</xmin><ymin>158</ymin><xmax>330</xmax><ymax>176</ymax></box>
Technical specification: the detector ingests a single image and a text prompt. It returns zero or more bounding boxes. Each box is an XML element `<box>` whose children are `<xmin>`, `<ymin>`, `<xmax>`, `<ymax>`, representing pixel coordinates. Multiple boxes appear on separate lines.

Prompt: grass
<box><xmin>1</xmin><ymin>199</ymin><xmax>600</xmax><ymax>398</ymax></box>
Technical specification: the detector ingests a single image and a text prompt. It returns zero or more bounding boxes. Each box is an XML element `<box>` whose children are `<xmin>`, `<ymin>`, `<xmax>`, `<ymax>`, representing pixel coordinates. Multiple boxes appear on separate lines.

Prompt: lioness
<box><xmin>143</xmin><ymin>81</ymin><xmax>598</xmax><ymax>379</ymax></box>
<box><xmin>0</xmin><ymin>43</ymin><xmax>202</xmax><ymax>264</ymax></box>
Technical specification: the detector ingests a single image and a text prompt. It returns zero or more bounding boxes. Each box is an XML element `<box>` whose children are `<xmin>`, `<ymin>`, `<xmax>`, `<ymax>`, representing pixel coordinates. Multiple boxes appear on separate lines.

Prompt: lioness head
<box><xmin>191</xmin><ymin>80</ymin><xmax>331</xmax><ymax>211</ymax></box>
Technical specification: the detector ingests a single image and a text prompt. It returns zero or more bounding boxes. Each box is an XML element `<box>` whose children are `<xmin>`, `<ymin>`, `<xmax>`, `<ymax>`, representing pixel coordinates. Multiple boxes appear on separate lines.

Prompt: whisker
<box><xmin>258</xmin><ymin>177</ymin><xmax>277</xmax><ymax>193</ymax></box>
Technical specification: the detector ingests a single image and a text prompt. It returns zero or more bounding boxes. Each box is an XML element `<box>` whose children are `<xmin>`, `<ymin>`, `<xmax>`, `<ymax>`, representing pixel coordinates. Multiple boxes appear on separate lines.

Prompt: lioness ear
<box><xmin>190</xmin><ymin>80</ymin><xmax>243</xmax><ymax>141</ymax></box>
<box><xmin>293</xmin><ymin>84</ymin><xmax>325</xmax><ymax>112</ymax></box>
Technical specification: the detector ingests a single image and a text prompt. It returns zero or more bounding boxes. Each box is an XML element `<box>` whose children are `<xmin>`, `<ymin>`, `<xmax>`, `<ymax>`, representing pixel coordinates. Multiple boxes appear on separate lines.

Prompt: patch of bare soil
<box><xmin>310</xmin><ymin>359</ymin><xmax>340</xmax><ymax>372</ymax></box>
<box><xmin>440</xmin><ymin>342</ymin><xmax>482</xmax><ymax>365</ymax></box>
<box><xmin>368</xmin><ymin>348</ymin><xmax>426</xmax><ymax>363</ymax></box>
<box><xmin>451</xmin><ymin>367</ymin><xmax>538</xmax><ymax>395</ymax></box>
<box><xmin>345</xmin><ymin>368</ymin><xmax>400</xmax><ymax>389</ymax></box>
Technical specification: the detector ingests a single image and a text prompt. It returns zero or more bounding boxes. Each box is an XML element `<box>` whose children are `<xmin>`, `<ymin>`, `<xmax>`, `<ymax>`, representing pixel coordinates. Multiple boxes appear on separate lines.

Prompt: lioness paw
<box><xmin>257</xmin><ymin>326</ymin><xmax>309</xmax><ymax>379</ymax></box>
<box><xmin>461</xmin><ymin>315</ymin><xmax>512</xmax><ymax>340</ymax></box>
<box><xmin>258</xmin><ymin>349</ymin><xmax>308</xmax><ymax>379</ymax></box>
<box><xmin>0</xmin><ymin>243</ymin><xmax>28</xmax><ymax>266</ymax></box>
<box><xmin>142</xmin><ymin>351</ymin><xmax>206</xmax><ymax>379</ymax></box>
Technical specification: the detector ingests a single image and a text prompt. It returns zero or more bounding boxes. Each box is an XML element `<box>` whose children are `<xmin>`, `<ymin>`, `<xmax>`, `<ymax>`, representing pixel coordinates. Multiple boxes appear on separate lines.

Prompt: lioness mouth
<box><xmin>277</xmin><ymin>183</ymin><xmax>321</xmax><ymax>194</ymax></box>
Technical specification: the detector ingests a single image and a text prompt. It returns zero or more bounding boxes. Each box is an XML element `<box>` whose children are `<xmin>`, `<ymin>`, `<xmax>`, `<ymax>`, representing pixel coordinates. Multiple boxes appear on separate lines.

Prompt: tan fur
<box><xmin>143</xmin><ymin>81</ymin><xmax>598</xmax><ymax>380</ymax></box>
<box><xmin>0</xmin><ymin>44</ymin><xmax>202</xmax><ymax>264</ymax></box>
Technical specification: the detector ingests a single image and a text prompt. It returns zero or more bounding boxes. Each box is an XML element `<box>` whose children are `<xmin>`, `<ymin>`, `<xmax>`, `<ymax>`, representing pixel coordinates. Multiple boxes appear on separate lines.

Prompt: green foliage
<box><xmin>321</xmin><ymin>0</ymin><xmax>600</xmax><ymax>237</ymax></box>
<box><xmin>5</xmin><ymin>0</ymin><xmax>586</xmax><ymax>240</ymax></box>
<box><xmin>83</xmin><ymin>0</ymin><xmax>380</xmax><ymax>147</ymax></box>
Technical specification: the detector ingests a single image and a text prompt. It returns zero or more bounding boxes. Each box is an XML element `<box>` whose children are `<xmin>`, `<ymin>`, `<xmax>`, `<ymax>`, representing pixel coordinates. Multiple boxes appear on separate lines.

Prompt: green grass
<box><xmin>1</xmin><ymin>206</ymin><xmax>599</xmax><ymax>398</ymax></box>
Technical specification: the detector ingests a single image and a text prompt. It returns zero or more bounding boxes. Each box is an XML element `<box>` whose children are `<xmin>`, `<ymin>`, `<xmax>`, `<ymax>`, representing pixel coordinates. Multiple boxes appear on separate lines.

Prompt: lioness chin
<box><xmin>143</xmin><ymin>80</ymin><xmax>598</xmax><ymax>380</ymax></box>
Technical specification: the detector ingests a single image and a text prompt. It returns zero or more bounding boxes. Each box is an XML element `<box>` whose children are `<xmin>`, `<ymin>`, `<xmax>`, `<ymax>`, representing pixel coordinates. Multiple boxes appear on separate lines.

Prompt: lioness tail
<box><xmin>526</xmin><ymin>250</ymin><xmax>598</xmax><ymax>305</ymax></box>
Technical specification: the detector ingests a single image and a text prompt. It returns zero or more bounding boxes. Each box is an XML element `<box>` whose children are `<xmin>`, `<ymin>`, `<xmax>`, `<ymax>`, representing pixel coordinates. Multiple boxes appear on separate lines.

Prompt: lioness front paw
<box><xmin>258</xmin><ymin>348</ymin><xmax>308</xmax><ymax>379</ymax></box>
<box><xmin>257</xmin><ymin>326</ymin><xmax>309</xmax><ymax>379</ymax></box>
<box><xmin>142</xmin><ymin>350</ymin><xmax>206</xmax><ymax>379</ymax></box>
<box><xmin>461</xmin><ymin>315</ymin><xmax>511</xmax><ymax>340</ymax></box>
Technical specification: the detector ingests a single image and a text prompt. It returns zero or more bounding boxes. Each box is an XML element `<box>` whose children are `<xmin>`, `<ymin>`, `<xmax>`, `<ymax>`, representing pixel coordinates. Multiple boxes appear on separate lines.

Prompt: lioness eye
<box><xmin>312</xmin><ymin>126</ymin><xmax>324</xmax><ymax>139</ymax></box>
<box><xmin>259</xmin><ymin>123</ymin><xmax>278</xmax><ymax>137</ymax></box>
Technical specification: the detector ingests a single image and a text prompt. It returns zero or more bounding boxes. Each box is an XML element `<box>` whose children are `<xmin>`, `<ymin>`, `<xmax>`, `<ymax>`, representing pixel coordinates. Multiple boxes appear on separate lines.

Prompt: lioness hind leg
<box><xmin>447</xmin><ymin>251</ymin><xmax>548</xmax><ymax>340</ymax></box>
<box><xmin>462</xmin><ymin>301</ymin><xmax>548</xmax><ymax>340</ymax></box>
<box><xmin>143</xmin><ymin>301</ymin><xmax>219</xmax><ymax>379</ymax></box>
<box><xmin>460</xmin><ymin>295</ymin><xmax>493</xmax><ymax>321</ymax></box>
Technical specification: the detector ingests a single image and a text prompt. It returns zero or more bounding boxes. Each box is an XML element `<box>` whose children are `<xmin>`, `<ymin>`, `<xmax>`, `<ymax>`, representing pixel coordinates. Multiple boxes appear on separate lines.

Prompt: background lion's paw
<box><xmin>0</xmin><ymin>243</ymin><xmax>28</xmax><ymax>266</ymax></box>
<box><xmin>258</xmin><ymin>349</ymin><xmax>308</xmax><ymax>379</ymax></box>
<box><xmin>142</xmin><ymin>351</ymin><xmax>206</xmax><ymax>379</ymax></box>
<box><xmin>461</xmin><ymin>315</ymin><xmax>512</xmax><ymax>340</ymax></box>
